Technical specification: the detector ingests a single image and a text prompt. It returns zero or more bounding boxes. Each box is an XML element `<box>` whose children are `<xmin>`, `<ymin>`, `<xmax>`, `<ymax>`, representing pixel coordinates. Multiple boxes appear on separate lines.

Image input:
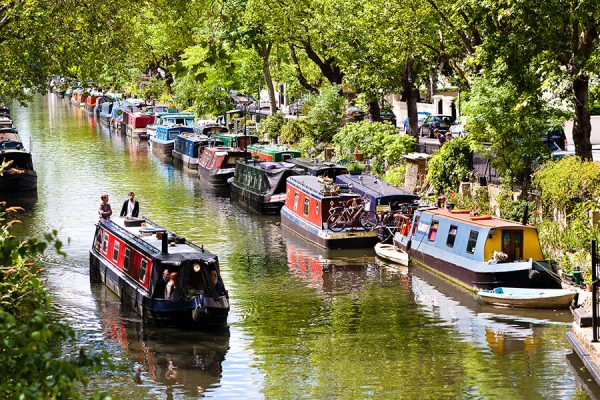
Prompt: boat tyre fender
<box><xmin>192</xmin><ymin>306</ymin><xmax>207</xmax><ymax>321</ymax></box>
<box><xmin>528</xmin><ymin>268</ymin><xmax>541</xmax><ymax>282</ymax></box>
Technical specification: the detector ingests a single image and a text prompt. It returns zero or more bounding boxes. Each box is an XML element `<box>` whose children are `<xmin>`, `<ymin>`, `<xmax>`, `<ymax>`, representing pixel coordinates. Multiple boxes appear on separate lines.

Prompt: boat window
<box><xmin>293</xmin><ymin>193</ymin><xmax>299</xmax><ymax>211</ymax></box>
<box><xmin>303</xmin><ymin>198</ymin><xmax>310</xmax><ymax>215</ymax></box>
<box><xmin>466</xmin><ymin>230</ymin><xmax>479</xmax><ymax>254</ymax></box>
<box><xmin>102</xmin><ymin>233</ymin><xmax>109</xmax><ymax>253</ymax></box>
<box><xmin>113</xmin><ymin>241</ymin><xmax>120</xmax><ymax>262</ymax></box>
<box><xmin>412</xmin><ymin>216</ymin><xmax>420</xmax><ymax>236</ymax></box>
<box><xmin>140</xmin><ymin>259</ymin><xmax>148</xmax><ymax>283</ymax></box>
<box><xmin>124</xmin><ymin>248</ymin><xmax>131</xmax><ymax>271</ymax></box>
<box><xmin>446</xmin><ymin>225</ymin><xmax>458</xmax><ymax>248</ymax></box>
<box><xmin>428</xmin><ymin>220</ymin><xmax>439</xmax><ymax>241</ymax></box>
<box><xmin>94</xmin><ymin>229</ymin><xmax>103</xmax><ymax>251</ymax></box>
<box><xmin>316</xmin><ymin>202</ymin><xmax>319</xmax><ymax>215</ymax></box>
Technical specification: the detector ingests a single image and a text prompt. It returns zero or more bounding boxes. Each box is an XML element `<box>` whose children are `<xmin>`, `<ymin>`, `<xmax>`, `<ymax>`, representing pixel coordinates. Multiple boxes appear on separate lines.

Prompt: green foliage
<box><xmin>346</xmin><ymin>162</ymin><xmax>365</xmax><ymax>174</ymax></box>
<box><xmin>280</xmin><ymin>119</ymin><xmax>308</xmax><ymax>145</ymax></box>
<box><xmin>333</xmin><ymin>121</ymin><xmax>414</xmax><ymax>173</ymax></box>
<box><xmin>383</xmin><ymin>164</ymin><xmax>406</xmax><ymax>187</ymax></box>
<box><xmin>0</xmin><ymin>207</ymin><xmax>108</xmax><ymax>399</ymax></box>
<box><xmin>305</xmin><ymin>86</ymin><xmax>345</xmax><ymax>143</ymax></box>
<box><xmin>454</xmin><ymin>187</ymin><xmax>493</xmax><ymax>216</ymax></box>
<box><xmin>426</xmin><ymin>138</ymin><xmax>472</xmax><ymax>194</ymax></box>
<box><xmin>532</xmin><ymin>157</ymin><xmax>600</xmax><ymax>213</ymax></box>
<box><xmin>259</xmin><ymin>114</ymin><xmax>285</xmax><ymax>141</ymax></box>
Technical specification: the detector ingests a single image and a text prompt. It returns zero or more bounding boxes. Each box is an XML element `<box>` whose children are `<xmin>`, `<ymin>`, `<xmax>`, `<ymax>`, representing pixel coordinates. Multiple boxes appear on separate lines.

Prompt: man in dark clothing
<box><xmin>153</xmin><ymin>269</ymin><xmax>170</xmax><ymax>298</ymax></box>
<box><xmin>120</xmin><ymin>192</ymin><xmax>139</xmax><ymax>218</ymax></box>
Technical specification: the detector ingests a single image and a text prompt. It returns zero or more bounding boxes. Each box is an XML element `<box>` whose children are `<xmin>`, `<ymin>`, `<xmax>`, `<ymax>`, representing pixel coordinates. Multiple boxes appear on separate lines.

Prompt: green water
<box><xmin>5</xmin><ymin>95</ymin><xmax>597</xmax><ymax>399</ymax></box>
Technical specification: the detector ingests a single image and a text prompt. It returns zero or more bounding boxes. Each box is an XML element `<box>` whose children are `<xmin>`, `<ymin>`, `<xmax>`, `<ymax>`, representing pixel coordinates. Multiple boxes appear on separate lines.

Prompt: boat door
<box><xmin>501</xmin><ymin>230</ymin><xmax>523</xmax><ymax>261</ymax></box>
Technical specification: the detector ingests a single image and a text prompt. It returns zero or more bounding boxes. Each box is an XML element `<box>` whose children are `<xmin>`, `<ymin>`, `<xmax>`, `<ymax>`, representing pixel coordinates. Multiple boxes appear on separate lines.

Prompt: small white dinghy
<box><xmin>374</xmin><ymin>243</ymin><xmax>409</xmax><ymax>266</ymax></box>
<box><xmin>477</xmin><ymin>287</ymin><xmax>578</xmax><ymax>309</ymax></box>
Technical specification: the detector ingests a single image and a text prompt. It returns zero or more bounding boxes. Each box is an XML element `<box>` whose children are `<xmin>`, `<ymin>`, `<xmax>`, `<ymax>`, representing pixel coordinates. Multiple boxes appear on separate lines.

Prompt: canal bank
<box><xmin>4</xmin><ymin>95</ymin><xmax>599</xmax><ymax>399</ymax></box>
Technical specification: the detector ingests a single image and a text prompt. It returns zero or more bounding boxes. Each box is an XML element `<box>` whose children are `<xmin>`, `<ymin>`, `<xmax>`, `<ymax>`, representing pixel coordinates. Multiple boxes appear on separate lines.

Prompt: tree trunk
<box><xmin>289</xmin><ymin>45</ymin><xmax>318</xmax><ymax>94</ymax></box>
<box><xmin>572</xmin><ymin>74</ymin><xmax>592</xmax><ymax>160</ymax></box>
<box><xmin>368</xmin><ymin>99</ymin><xmax>380</xmax><ymax>122</ymax></box>
<box><xmin>259</xmin><ymin>42</ymin><xmax>278</xmax><ymax>115</ymax></box>
<box><xmin>403</xmin><ymin>59</ymin><xmax>419</xmax><ymax>140</ymax></box>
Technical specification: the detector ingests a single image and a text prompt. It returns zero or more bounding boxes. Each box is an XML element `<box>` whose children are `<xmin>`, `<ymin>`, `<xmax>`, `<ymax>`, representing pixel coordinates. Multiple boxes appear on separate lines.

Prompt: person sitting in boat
<box><xmin>165</xmin><ymin>272</ymin><xmax>178</xmax><ymax>300</ymax></box>
<box><xmin>119</xmin><ymin>191</ymin><xmax>139</xmax><ymax>218</ymax></box>
<box><xmin>98</xmin><ymin>194</ymin><xmax>112</xmax><ymax>220</ymax></box>
<box><xmin>210</xmin><ymin>270</ymin><xmax>225</xmax><ymax>296</ymax></box>
<box><xmin>153</xmin><ymin>268</ymin><xmax>170</xmax><ymax>298</ymax></box>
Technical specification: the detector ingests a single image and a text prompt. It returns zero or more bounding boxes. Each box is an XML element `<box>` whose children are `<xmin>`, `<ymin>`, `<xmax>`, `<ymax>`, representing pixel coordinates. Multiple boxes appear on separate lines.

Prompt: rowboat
<box><xmin>477</xmin><ymin>287</ymin><xmax>578</xmax><ymax>309</ymax></box>
<box><xmin>374</xmin><ymin>243</ymin><xmax>409</xmax><ymax>266</ymax></box>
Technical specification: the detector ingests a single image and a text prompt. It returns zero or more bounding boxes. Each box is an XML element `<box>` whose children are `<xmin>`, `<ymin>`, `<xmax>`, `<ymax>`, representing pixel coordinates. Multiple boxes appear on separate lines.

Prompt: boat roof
<box><xmin>336</xmin><ymin>174</ymin><xmax>419</xmax><ymax>200</ymax></box>
<box><xmin>0</xmin><ymin>132</ymin><xmax>21</xmax><ymax>143</ymax></box>
<box><xmin>247</xmin><ymin>143</ymin><xmax>300</xmax><ymax>153</ymax></box>
<box><xmin>203</xmin><ymin>146</ymin><xmax>246</xmax><ymax>155</ymax></box>
<box><xmin>287</xmin><ymin>175</ymin><xmax>357</xmax><ymax>199</ymax></box>
<box><xmin>421</xmin><ymin>207</ymin><xmax>531</xmax><ymax>228</ymax></box>
<box><xmin>241</xmin><ymin>160</ymin><xmax>298</xmax><ymax>171</ymax></box>
<box><xmin>289</xmin><ymin>158</ymin><xmax>346</xmax><ymax>171</ymax></box>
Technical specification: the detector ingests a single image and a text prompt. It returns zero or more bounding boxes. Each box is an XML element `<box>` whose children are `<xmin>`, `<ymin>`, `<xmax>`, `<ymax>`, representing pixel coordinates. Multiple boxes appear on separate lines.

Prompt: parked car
<box><xmin>541</xmin><ymin>128</ymin><xmax>567</xmax><ymax>151</ymax></box>
<box><xmin>346</xmin><ymin>106</ymin><xmax>366</xmax><ymax>122</ymax></box>
<box><xmin>420</xmin><ymin>114</ymin><xmax>455</xmax><ymax>137</ymax></box>
<box><xmin>380</xmin><ymin>108</ymin><xmax>397</xmax><ymax>126</ymax></box>
<box><xmin>403</xmin><ymin>111</ymin><xmax>431</xmax><ymax>132</ymax></box>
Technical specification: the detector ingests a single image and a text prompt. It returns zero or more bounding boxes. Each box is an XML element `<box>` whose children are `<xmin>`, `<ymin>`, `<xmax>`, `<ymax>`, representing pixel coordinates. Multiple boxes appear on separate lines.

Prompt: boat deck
<box><xmin>111</xmin><ymin>217</ymin><xmax>200</xmax><ymax>254</ymax></box>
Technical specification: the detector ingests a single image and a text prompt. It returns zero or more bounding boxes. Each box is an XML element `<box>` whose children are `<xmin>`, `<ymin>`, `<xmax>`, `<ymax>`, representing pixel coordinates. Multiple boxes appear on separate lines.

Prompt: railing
<box><xmin>103</xmin><ymin>219</ymin><xmax>160</xmax><ymax>254</ymax></box>
<box><xmin>592</xmin><ymin>240</ymin><xmax>599</xmax><ymax>342</ymax></box>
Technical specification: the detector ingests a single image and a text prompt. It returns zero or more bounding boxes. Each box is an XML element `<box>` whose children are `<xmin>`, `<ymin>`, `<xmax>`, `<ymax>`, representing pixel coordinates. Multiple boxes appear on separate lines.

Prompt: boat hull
<box><xmin>281</xmin><ymin>206</ymin><xmax>378</xmax><ymax>249</ymax></box>
<box><xmin>150</xmin><ymin>139</ymin><xmax>174</xmax><ymax>159</ymax></box>
<box><xmin>0</xmin><ymin>170</ymin><xmax>37</xmax><ymax>192</ymax></box>
<box><xmin>478</xmin><ymin>288</ymin><xmax>577</xmax><ymax>309</ymax></box>
<box><xmin>126</xmin><ymin>126</ymin><xmax>148</xmax><ymax>139</ymax></box>
<box><xmin>90</xmin><ymin>250</ymin><xmax>228</xmax><ymax>327</ymax></box>
<box><xmin>198</xmin><ymin>166</ymin><xmax>234</xmax><ymax>187</ymax></box>
<box><xmin>229</xmin><ymin>181</ymin><xmax>283</xmax><ymax>215</ymax></box>
<box><xmin>172</xmin><ymin>150</ymin><xmax>198</xmax><ymax>171</ymax></box>
<box><xmin>374</xmin><ymin>243</ymin><xmax>409</xmax><ymax>266</ymax></box>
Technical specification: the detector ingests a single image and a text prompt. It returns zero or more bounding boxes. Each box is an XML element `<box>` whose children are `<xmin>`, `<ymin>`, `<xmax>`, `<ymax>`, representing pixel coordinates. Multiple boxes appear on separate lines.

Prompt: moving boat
<box><xmin>247</xmin><ymin>143</ymin><xmax>300</xmax><ymax>162</ymax></box>
<box><xmin>394</xmin><ymin>207</ymin><xmax>562</xmax><ymax>291</ymax></box>
<box><xmin>229</xmin><ymin>160</ymin><xmax>303</xmax><ymax>214</ymax></box>
<box><xmin>151</xmin><ymin>125</ymin><xmax>193</xmax><ymax>159</ymax></box>
<box><xmin>90</xmin><ymin>217</ymin><xmax>230</xmax><ymax>327</ymax></box>
<box><xmin>0</xmin><ymin>131</ymin><xmax>37</xmax><ymax>191</ymax></box>
<box><xmin>280</xmin><ymin>175</ymin><xmax>379</xmax><ymax>249</ymax></box>
<box><xmin>197</xmin><ymin>146</ymin><xmax>248</xmax><ymax>186</ymax></box>
<box><xmin>172</xmin><ymin>133</ymin><xmax>224</xmax><ymax>170</ymax></box>
<box><xmin>477</xmin><ymin>287</ymin><xmax>577</xmax><ymax>309</ymax></box>
<box><xmin>374</xmin><ymin>243</ymin><xmax>409</xmax><ymax>266</ymax></box>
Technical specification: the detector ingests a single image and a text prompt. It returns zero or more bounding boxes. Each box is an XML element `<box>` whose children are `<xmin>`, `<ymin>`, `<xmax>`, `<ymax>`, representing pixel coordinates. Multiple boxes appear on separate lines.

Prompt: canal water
<box><xmin>5</xmin><ymin>95</ymin><xmax>599</xmax><ymax>399</ymax></box>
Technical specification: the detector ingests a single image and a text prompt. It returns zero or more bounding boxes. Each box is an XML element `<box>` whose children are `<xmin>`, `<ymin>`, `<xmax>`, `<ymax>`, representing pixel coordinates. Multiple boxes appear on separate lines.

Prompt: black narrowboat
<box><xmin>0</xmin><ymin>131</ymin><xmax>37</xmax><ymax>192</ymax></box>
<box><xmin>90</xmin><ymin>217</ymin><xmax>230</xmax><ymax>327</ymax></box>
<box><xmin>288</xmin><ymin>158</ymin><xmax>348</xmax><ymax>178</ymax></box>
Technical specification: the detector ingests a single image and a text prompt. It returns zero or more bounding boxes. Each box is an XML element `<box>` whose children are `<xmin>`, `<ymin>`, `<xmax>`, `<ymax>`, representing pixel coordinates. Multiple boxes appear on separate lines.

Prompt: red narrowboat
<box><xmin>198</xmin><ymin>146</ymin><xmax>248</xmax><ymax>187</ymax></box>
<box><xmin>90</xmin><ymin>217</ymin><xmax>229</xmax><ymax>327</ymax></box>
<box><xmin>122</xmin><ymin>109</ymin><xmax>155</xmax><ymax>139</ymax></box>
<box><xmin>280</xmin><ymin>175</ymin><xmax>379</xmax><ymax>249</ymax></box>
<box><xmin>84</xmin><ymin>95</ymin><xmax>99</xmax><ymax>113</ymax></box>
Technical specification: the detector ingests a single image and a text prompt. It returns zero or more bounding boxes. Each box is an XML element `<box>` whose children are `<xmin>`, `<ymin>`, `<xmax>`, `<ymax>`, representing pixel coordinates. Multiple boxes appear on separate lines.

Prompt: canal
<box><xmin>6</xmin><ymin>95</ymin><xmax>599</xmax><ymax>399</ymax></box>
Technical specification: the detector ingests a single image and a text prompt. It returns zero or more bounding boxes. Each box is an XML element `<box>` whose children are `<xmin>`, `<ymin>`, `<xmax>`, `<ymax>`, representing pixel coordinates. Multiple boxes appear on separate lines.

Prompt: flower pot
<box><xmin>324</xmin><ymin>148</ymin><xmax>334</xmax><ymax>161</ymax></box>
<box><xmin>353</xmin><ymin>152</ymin><xmax>363</xmax><ymax>161</ymax></box>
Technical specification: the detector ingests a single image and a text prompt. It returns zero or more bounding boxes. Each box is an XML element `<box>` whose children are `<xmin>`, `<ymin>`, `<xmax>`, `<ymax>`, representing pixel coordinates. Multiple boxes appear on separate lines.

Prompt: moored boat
<box><xmin>288</xmin><ymin>158</ymin><xmax>348</xmax><ymax>178</ymax></box>
<box><xmin>229</xmin><ymin>160</ymin><xmax>303</xmax><ymax>214</ymax></box>
<box><xmin>212</xmin><ymin>133</ymin><xmax>258</xmax><ymax>150</ymax></box>
<box><xmin>151</xmin><ymin>125</ymin><xmax>194</xmax><ymax>159</ymax></box>
<box><xmin>172</xmin><ymin>133</ymin><xmax>224</xmax><ymax>170</ymax></box>
<box><xmin>123</xmin><ymin>109</ymin><xmax>155</xmax><ymax>139</ymax></box>
<box><xmin>0</xmin><ymin>115</ymin><xmax>13</xmax><ymax>129</ymax></box>
<box><xmin>477</xmin><ymin>287</ymin><xmax>577</xmax><ymax>309</ymax></box>
<box><xmin>280</xmin><ymin>175</ymin><xmax>379</xmax><ymax>249</ymax></box>
<box><xmin>0</xmin><ymin>132</ymin><xmax>37</xmax><ymax>191</ymax></box>
<box><xmin>374</xmin><ymin>243</ymin><xmax>409</xmax><ymax>266</ymax></box>
<box><xmin>394</xmin><ymin>207</ymin><xmax>562</xmax><ymax>291</ymax></box>
<box><xmin>192</xmin><ymin>123</ymin><xmax>228</xmax><ymax>137</ymax></box>
<box><xmin>98</xmin><ymin>102</ymin><xmax>114</xmax><ymax>125</ymax></box>
<box><xmin>84</xmin><ymin>94</ymin><xmax>99</xmax><ymax>113</ymax></box>
<box><xmin>247</xmin><ymin>143</ymin><xmax>300</xmax><ymax>162</ymax></box>
<box><xmin>147</xmin><ymin>112</ymin><xmax>195</xmax><ymax>140</ymax></box>
<box><xmin>90</xmin><ymin>217</ymin><xmax>229</xmax><ymax>327</ymax></box>
<box><xmin>198</xmin><ymin>146</ymin><xmax>248</xmax><ymax>186</ymax></box>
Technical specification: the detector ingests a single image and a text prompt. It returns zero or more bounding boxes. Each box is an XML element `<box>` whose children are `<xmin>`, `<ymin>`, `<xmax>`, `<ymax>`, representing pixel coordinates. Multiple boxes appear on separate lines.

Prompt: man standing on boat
<box><xmin>120</xmin><ymin>191</ymin><xmax>139</xmax><ymax>218</ymax></box>
<box><xmin>98</xmin><ymin>194</ymin><xmax>112</xmax><ymax>220</ymax></box>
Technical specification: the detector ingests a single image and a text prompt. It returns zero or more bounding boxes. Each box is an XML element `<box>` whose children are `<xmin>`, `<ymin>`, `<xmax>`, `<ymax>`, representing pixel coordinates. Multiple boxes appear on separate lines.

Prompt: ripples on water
<box><xmin>3</xmin><ymin>96</ymin><xmax>598</xmax><ymax>399</ymax></box>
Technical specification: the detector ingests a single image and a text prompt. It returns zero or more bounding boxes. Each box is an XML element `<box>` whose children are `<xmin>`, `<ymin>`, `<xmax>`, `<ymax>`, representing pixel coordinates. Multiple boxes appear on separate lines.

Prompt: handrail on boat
<box><xmin>103</xmin><ymin>219</ymin><xmax>161</xmax><ymax>254</ymax></box>
<box><xmin>142</xmin><ymin>217</ymin><xmax>206</xmax><ymax>253</ymax></box>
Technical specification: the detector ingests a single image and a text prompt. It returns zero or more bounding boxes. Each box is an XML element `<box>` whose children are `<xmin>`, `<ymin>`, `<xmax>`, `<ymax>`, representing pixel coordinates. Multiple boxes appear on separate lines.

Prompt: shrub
<box><xmin>305</xmin><ymin>85</ymin><xmax>345</xmax><ymax>143</ymax></box>
<box><xmin>259</xmin><ymin>113</ymin><xmax>285</xmax><ymax>141</ymax></box>
<box><xmin>383</xmin><ymin>164</ymin><xmax>406</xmax><ymax>187</ymax></box>
<box><xmin>426</xmin><ymin>137</ymin><xmax>472</xmax><ymax>194</ymax></box>
<box><xmin>280</xmin><ymin>118</ymin><xmax>307</xmax><ymax>145</ymax></box>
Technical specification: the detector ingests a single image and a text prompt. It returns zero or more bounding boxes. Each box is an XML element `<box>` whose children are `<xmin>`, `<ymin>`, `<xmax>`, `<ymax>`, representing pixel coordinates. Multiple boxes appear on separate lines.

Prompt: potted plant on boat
<box><xmin>353</xmin><ymin>149</ymin><xmax>364</xmax><ymax>161</ymax></box>
<box><xmin>347</xmin><ymin>162</ymin><xmax>365</xmax><ymax>175</ymax></box>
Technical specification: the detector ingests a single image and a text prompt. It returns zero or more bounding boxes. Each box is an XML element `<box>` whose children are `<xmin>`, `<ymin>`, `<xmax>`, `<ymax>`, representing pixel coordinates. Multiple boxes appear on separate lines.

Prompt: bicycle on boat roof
<box><xmin>326</xmin><ymin>197</ymin><xmax>378</xmax><ymax>232</ymax></box>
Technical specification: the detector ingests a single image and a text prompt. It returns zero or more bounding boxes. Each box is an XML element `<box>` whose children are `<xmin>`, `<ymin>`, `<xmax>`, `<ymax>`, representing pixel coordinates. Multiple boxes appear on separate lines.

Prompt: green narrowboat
<box><xmin>247</xmin><ymin>144</ymin><xmax>301</xmax><ymax>162</ymax></box>
<box><xmin>212</xmin><ymin>133</ymin><xmax>259</xmax><ymax>150</ymax></box>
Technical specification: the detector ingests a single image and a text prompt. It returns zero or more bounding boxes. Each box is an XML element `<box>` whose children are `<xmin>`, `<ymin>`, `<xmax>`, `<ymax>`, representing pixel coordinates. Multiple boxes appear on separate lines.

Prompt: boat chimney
<box><xmin>161</xmin><ymin>231</ymin><xmax>168</xmax><ymax>254</ymax></box>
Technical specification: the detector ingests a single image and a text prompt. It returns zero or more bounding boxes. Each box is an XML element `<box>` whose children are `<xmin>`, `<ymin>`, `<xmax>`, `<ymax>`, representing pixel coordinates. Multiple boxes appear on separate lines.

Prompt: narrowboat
<box><xmin>122</xmin><ymin>109</ymin><xmax>155</xmax><ymax>139</ymax></box>
<box><xmin>94</xmin><ymin>96</ymin><xmax>110</xmax><ymax>117</ymax></box>
<box><xmin>280</xmin><ymin>175</ymin><xmax>379</xmax><ymax>249</ymax></box>
<box><xmin>151</xmin><ymin>125</ymin><xmax>194</xmax><ymax>159</ymax></box>
<box><xmin>90</xmin><ymin>217</ymin><xmax>229</xmax><ymax>327</ymax></box>
<box><xmin>335</xmin><ymin>174</ymin><xmax>419</xmax><ymax>212</ymax></box>
<box><xmin>192</xmin><ymin>123</ymin><xmax>229</xmax><ymax>137</ymax></box>
<box><xmin>247</xmin><ymin>143</ymin><xmax>300</xmax><ymax>162</ymax></box>
<box><xmin>229</xmin><ymin>160</ymin><xmax>303</xmax><ymax>214</ymax></box>
<box><xmin>173</xmin><ymin>133</ymin><xmax>224</xmax><ymax>170</ymax></box>
<box><xmin>0</xmin><ymin>132</ymin><xmax>37</xmax><ymax>191</ymax></box>
<box><xmin>197</xmin><ymin>146</ymin><xmax>248</xmax><ymax>187</ymax></box>
<box><xmin>394</xmin><ymin>207</ymin><xmax>562</xmax><ymax>291</ymax></box>
<box><xmin>98</xmin><ymin>102</ymin><xmax>113</xmax><ymax>125</ymax></box>
<box><xmin>211</xmin><ymin>133</ymin><xmax>259</xmax><ymax>150</ymax></box>
<box><xmin>0</xmin><ymin>116</ymin><xmax>13</xmax><ymax>129</ymax></box>
<box><xmin>147</xmin><ymin>112</ymin><xmax>195</xmax><ymax>139</ymax></box>
<box><xmin>288</xmin><ymin>158</ymin><xmax>348</xmax><ymax>178</ymax></box>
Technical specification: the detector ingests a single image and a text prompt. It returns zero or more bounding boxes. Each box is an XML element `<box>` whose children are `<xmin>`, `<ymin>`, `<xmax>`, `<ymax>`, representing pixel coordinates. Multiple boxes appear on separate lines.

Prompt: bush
<box><xmin>259</xmin><ymin>113</ymin><xmax>285</xmax><ymax>141</ymax></box>
<box><xmin>305</xmin><ymin>85</ymin><xmax>345</xmax><ymax>143</ymax></box>
<box><xmin>426</xmin><ymin>137</ymin><xmax>472</xmax><ymax>194</ymax></box>
<box><xmin>383</xmin><ymin>164</ymin><xmax>406</xmax><ymax>187</ymax></box>
<box><xmin>280</xmin><ymin>119</ymin><xmax>307</xmax><ymax>145</ymax></box>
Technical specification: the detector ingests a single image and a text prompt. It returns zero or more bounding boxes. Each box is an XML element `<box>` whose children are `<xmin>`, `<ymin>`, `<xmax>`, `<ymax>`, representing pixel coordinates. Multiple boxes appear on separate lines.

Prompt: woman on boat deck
<box><xmin>165</xmin><ymin>272</ymin><xmax>178</xmax><ymax>299</ymax></box>
<box><xmin>98</xmin><ymin>194</ymin><xmax>112</xmax><ymax>220</ymax></box>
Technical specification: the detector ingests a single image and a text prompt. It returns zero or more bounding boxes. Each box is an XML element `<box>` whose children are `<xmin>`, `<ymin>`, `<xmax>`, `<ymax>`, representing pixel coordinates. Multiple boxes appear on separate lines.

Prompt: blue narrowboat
<box><xmin>151</xmin><ymin>125</ymin><xmax>194</xmax><ymax>159</ymax></box>
<box><xmin>147</xmin><ymin>112</ymin><xmax>195</xmax><ymax>139</ymax></box>
<box><xmin>98</xmin><ymin>102</ymin><xmax>114</xmax><ymax>125</ymax></box>
<box><xmin>90</xmin><ymin>217</ymin><xmax>229</xmax><ymax>327</ymax></box>
<box><xmin>280</xmin><ymin>175</ymin><xmax>379</xmax><ymax>249</ymax></box>
<box><xmin>229</xmin><ymin>160</ymin><xmax>303</xmax><ymax>214</ymax></box>
<box><xmin>394</xmin><ymin>207</ymin><xmax>562</xmax><ymax>291</ymax></box>
<box><xmin>172</xmin><ymin>133</ymin><xmax>224</xmax><ymax>170</ymax></box>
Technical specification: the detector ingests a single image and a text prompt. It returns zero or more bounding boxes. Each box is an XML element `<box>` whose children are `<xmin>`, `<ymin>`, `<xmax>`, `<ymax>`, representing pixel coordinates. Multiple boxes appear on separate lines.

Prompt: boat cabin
<box><xmin>335</xmin><ymin>174</ymin><xmax>419</xmax><ymax>212</ymax></box>
<box><xmin>0</xmin><ymin>132</ymin><xmax>23</xmax><ymax>150</ymax></box>
<box><xmin>156</xmin><ymin>125</ymin><xmax>194</xmax><ymax>142</ymax></box>
<box><xmin>174</xmin><ymin>133</ymin><xmax>224</xmax><ymax>160</ymax></box>
<box><xmin>199</xmin><ymin>146</ymin><xmax>248</xmax><ymax>170</ymax></box>
<box><xmin>211</xmin><ymin>133</ymin><xmax>259</xmax><ymax>150</ymax></box>
<box><xmin>124</xmin><ymin>110</ymin><xmax>155</xmax><ymax>130</ymax></box>
<box><xmin>247</xmin><ymin>144</ymin><xmax>301</xmax><ymax>162</ymax></box>
<box><xmin>192</xmin><ymin>124</ymin><xmax>229</xmax><ymax>136</ymax></box>
<box><xmin>155</xmin><ymin>112</ymin><xmax>195</xmax><ymax>127</ymax></box>
<box><xmin>288</xmin><ymin>158</ymin><xmax>348</xmax><ymax>178</ymax></box>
